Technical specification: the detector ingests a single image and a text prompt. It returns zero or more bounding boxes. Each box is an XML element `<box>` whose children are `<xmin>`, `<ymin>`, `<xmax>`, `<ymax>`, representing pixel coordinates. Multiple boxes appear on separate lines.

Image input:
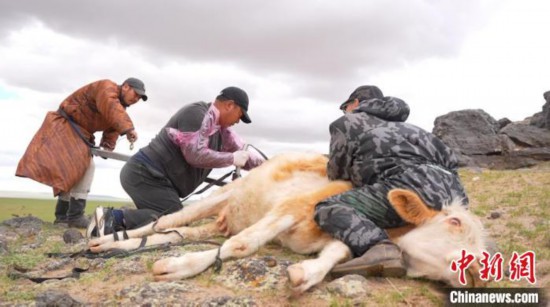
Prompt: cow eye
<box><xmin>448</xmin><ymin>217</ymin><xmax>461</xmax><ymax>227</ymax></box>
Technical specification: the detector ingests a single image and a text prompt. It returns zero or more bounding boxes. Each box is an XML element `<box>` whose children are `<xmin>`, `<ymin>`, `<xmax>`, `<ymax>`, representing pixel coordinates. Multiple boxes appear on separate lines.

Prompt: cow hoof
<box><xmin>152</xmin><ymin>257</ymin><xmax>173</xmax><ymax>275</ymax></box>
<box><xmin>88</xmin><ymin>235</ymin><xmax>112</xmax><ymax>247</ymax></box>
<box><xmin>89</xmin><ymin>245</ymin><xmax>104</xmax><ymax>253</ymax></box>
<box><xmin>287</xmin><ymin>264</ymin><xmax>305</xmax><ymax>287</ymax></box>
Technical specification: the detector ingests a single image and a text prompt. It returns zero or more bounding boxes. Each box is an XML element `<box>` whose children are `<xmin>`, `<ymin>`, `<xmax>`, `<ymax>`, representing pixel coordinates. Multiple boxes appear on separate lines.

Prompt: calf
<box><xmin>88</xmin><ymin>152</ymin><xmax>487</xmax><ymax>293</ymax></box>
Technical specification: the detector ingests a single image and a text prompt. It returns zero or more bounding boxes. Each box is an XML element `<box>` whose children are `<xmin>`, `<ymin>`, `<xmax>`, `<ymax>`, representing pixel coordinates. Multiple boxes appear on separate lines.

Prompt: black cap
<box><xmin>219</xmin><ymin>86</ymin><xmax>251</xmax><ymax>124</ymax></box>
<box><xmin>124</xmin><ymin>77</ymin><xmax>148</xmax><ymax>101</ymax></box>
<box><xmin>339</xmin><ymin>85</ymin><xmax>383</xmax><ymax>110</ymax></box>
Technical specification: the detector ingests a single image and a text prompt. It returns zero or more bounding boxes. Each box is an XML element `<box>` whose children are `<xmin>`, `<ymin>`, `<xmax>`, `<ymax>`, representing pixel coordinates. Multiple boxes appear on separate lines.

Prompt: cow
<box><xmin>88</xmin><ymin>152</ymin><xmax>487</xmax><ymax>293</ymax></box>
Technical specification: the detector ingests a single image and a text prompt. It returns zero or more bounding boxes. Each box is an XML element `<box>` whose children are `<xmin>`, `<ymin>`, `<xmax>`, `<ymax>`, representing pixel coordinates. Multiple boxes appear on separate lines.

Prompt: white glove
<box><xmin>232</xmin><ymin>150</ymin><xmax>250</xmax><ymax>167</ymax></box>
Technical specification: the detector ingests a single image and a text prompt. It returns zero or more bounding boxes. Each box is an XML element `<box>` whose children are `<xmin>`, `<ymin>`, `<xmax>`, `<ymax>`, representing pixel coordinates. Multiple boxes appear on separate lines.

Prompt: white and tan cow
<box><xmin>89</xmin><ymin>152</ymin><xmax>487</xmax><ymax>293</ymax></box>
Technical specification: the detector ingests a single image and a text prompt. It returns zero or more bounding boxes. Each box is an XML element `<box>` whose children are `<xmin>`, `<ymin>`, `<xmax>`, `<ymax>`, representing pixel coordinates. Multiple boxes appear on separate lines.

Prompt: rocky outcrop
<box><xmin>434</xmin><ymin>109</ymin><xmax>550</xmax><ymax>169</ymax></box>
<box><xmin>529</xmin><ymin>91</ymin><xmax>550</xmax><ymax>129</ymax></box>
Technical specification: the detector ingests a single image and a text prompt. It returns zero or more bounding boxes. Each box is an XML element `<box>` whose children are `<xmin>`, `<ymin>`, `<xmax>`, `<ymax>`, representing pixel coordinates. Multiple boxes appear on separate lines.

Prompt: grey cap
<box><xmin>123</xmin><ymin>77</ymin><xmax>148</xmax><ymax>101</ymax></box>
<box><xmin>219</xmin><ymin>86</ymin><xmax>251</xmax><ymax>124</ymax></box>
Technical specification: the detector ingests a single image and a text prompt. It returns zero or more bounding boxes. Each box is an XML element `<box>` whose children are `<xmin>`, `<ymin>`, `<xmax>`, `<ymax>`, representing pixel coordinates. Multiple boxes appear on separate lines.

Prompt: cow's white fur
<box><xmin>396</xmin><ymin>201</ymin><xmax>487</xmax><ymax>287</ymax></box>
<box><xmin>89</xmin><ymin>152</ymin><xmax>487</xmax><ymax>293</ymax></box>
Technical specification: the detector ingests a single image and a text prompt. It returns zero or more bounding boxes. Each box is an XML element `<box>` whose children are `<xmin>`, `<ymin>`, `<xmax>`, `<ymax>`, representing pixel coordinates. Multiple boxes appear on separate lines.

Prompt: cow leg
<box><xmin>155</xmin><ymin>190</ymin><xmax>232</xmax><ymax>230</ymax></box>
<box><xmin>88</xmin><ymin>220</ymin><xmax>158</xmax><ymax>248</ymax></box>
<box><xmin>89</xmin><ymin>222</ymin><xmax>220</xmax><ymax>252</ymax></box>
<box><xmin>287</xmin><ymin>239</ymin><xmax>351</xmax><ymax>294</ymax></box>
<box><xmin>88</xmin><ymin>190</ymin><xmax>231</xmax><ymax>249</ymax></box>
<box><xmin>152</xmin><ymin>213</ymin><xmax>296</xmax><ymax>281</ymax></box>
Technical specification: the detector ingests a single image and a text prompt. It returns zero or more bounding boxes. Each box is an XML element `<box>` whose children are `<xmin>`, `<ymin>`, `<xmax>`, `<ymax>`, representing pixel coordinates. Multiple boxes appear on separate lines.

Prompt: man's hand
<box><xmin>232</xmin><ymin>150</ymin><xmax>250</xmax><ymax>167</ymax></box>
<box><xmin>126</xmin><ymin>130</ymin><xmax>138</xmax><ymax>143</ymax></box>
<box><xmin>100</xmin><ymin>142</ymin><xmax>115</xmax><ymax>152</ymax></box>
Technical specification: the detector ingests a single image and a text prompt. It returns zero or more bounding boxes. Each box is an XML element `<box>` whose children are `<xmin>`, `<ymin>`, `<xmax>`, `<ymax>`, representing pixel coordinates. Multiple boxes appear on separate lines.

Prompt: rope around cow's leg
<box><xmin>152</xmin><ymin>219</ymin><xmax>185</xmax><ymax>240</ymax></box>
<box><xmin>213</xmin><ymin>246</ymin><xmax>223</xmax><ymax>273</ymax></box>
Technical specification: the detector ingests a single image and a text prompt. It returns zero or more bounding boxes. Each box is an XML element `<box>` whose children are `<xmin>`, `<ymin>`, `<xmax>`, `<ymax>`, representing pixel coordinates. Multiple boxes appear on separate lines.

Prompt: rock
<box><xmin>529</xmin><ymin>91</ymin><xmax>550</xmax><ymax>129</ymax></box>
<box><xmin>63</xmin><ymin>229</ymin><xmax>84</xmax><ymax>244</ymax></box>
<box><xmin>489</xmin><ymin>212</ymin><xmax>502</xmax><ymax>219</ymax></box>
<box><xmin>2</xmin><ymin>215</ymin><xmax>44</xmax><ymax>228</ymax></box>
<box><xmin>497</xmin><ymin>118</ymin><xmax>512</xmax><ymax>130</ymax></box>
<box><xmin>326</xmin><ymin>274</ymin><xmax>370</xmax><ymax>298</ymax></box>
<box><xmin>35</xmin><ymin>290</ymin><xmax>83</xmax><ymax>307</ymax></box>
<box><xmin>2</xmin><ymin>216</ymin><xmax>43</xmax><ymax>237</ymax></box>
<box><xmin>433</xmin><ymin>109</ymin><xmax>503</xmax><ymax>157</ymax></box>
<box><xmin>434</xmin><ymin>109</ymin><xmax>550</xmax><ymax>169</ymax></box>
<box><xmin>500</xmin><ymin>123</ymin><xmax>550</xmax><ymax>148</ymax></box>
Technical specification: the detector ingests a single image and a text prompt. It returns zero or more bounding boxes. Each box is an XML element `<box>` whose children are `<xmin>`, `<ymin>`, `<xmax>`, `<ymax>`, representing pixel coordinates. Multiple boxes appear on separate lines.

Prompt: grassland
<box><xmin>0</xmin><ymin>198</ymin><xmax>131</xmax><ymax>223</ymax></box>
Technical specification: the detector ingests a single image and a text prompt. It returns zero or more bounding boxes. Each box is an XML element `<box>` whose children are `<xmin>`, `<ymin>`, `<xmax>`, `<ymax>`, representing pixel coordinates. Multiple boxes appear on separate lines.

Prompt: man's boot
<box><xmin>53</xmin><ymin>198</ymin><xmax>69</xmax><ymax>224</ymax></box>
<box><xmin>331</xmin><ymin>240</ymin><xmax>406</xmax><ymax>278</ymax></box>
<box><xmin>67</xmin><ymin>198</ymin><xmax>90</xmax><ymax>228</ymax></box>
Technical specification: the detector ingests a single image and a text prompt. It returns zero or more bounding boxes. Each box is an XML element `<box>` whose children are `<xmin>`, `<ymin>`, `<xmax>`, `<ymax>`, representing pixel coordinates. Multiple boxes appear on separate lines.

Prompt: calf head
<box><xmin>388</xmin><ymin>189</ymin><xmax>487</xmax><ymax>287</ymax></box>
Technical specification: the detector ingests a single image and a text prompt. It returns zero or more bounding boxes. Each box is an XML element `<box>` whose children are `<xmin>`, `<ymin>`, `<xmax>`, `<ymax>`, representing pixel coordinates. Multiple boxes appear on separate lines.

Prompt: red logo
<box><xmin>509</xmin><ymin>251</ymin><xmax>536</xmax><ymax>284</ymax></box>
<box><xmin>450</xmin><ymin>249</ymin><xmax>476</xmax><ymax>285</ymax></box>
<box><xmin>450</xmin><ymin>250</ymin><xmax>536</xmax><ymax>285</ymax></box>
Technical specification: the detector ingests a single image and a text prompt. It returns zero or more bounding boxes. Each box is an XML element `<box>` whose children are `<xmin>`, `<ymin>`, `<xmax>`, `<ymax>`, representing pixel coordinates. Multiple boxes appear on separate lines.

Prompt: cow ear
<box><xmin>387</xmin><ymin>189</ymin><xmax>438</xmax><ymax>225</ymax></box>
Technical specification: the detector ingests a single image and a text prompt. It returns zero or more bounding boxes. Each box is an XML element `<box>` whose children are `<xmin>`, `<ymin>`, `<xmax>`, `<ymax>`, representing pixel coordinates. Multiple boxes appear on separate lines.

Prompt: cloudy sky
<box><xmin>1</xmin><ymin>0</ymin><xmax>549</xmax><ymax>199</ymax></box>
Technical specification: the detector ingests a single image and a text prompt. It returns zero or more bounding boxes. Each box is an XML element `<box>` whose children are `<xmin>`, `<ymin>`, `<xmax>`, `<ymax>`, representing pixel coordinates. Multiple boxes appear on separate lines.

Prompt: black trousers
<box><xmin>120</xmin><ymin>158</ymin><xmax>183</xmax><ymax>229</ymax></box>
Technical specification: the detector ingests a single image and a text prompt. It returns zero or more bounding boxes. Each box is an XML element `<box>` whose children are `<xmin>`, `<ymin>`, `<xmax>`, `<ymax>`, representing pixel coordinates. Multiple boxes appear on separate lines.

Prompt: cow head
<box><xmin>388</xmin><ymin>189</ymin><xmax>488</xmax><ymax>287</ymax></box>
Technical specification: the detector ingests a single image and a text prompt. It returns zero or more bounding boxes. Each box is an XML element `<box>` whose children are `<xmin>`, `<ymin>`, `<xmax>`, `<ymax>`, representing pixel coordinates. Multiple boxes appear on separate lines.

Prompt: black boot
<box><xmin>67</xmin><ymin>198</ymin><xmax>90</xmax><ymax>228</ymax></box>
<box><xmin>53</xmin><ymin>198</ymin><xmax>69</xmax><ymax>224</ymax></box>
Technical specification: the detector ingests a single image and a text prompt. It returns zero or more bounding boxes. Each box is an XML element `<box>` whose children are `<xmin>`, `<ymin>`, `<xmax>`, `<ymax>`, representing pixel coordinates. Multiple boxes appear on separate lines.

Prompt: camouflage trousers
<box><xmin>313</xmin><ymin>182</ymin><xmax>406</xmax><ymax>257</ymax></box>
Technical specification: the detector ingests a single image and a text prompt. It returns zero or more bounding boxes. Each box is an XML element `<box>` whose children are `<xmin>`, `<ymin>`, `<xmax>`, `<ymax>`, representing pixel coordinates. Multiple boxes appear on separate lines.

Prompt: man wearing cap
<box><xmin>16</xmin><ymin>78</ymin><xmax>147</xmax><ymax>228</ymax></box>
<box><xmin>87</xmin><ymin>86</ymin><xmax>264</xmax><ymax>237</ymax></box>
<box><xmin>313</xmin><ymin>85</ymin><xmax>469</xmax><ymax>278</ymax></box>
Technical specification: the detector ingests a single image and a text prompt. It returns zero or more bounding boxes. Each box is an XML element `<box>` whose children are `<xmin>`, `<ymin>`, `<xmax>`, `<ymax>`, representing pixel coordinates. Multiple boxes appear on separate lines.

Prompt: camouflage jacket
<box><xmin>327</xmin><ymin>96</ymin><xmax>468</xmax><ymax>209</ymax></box>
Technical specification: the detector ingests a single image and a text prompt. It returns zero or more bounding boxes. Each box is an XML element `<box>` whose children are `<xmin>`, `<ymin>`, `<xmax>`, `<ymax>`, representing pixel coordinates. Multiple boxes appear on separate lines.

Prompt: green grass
<box><xmin>0</xmin><ymin>197</ymin><xmax>131</xmax><ymax>223</ymax></box>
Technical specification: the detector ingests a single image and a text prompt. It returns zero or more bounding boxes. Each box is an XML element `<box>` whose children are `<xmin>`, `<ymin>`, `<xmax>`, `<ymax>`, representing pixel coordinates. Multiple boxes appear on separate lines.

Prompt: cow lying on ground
<box><xmin>88</xmin><ymin>152</ymin><xmax>487</xmax><ymax>293</ymax></box>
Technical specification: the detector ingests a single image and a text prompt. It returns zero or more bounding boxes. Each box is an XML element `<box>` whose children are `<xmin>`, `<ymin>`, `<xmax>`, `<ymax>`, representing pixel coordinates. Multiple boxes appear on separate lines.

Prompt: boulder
<box><xmin>529</xmin><ymin>91</ymin><xmax>550</xmax><ymax>129</ymax></box>
<box><xmin>433</xmin><ymin>109</ymin><xmax>550</xmax><ymax>169</ymax></box>
<box><xmin>500</xmin><ymin>123</ymin><xmax>550</xmax><ymax>148</ymax></box>
<box><xmin>433</xmin><ymin>110</ymin><xmax>508</xmax><ymax>167</ymax></box>
<box><xmin>433</xmin><ymin>109</ymin><xmax>505</xmax><ymax>156</ymax></box>
<box><xmin>497</xmin><ymin>117</ymin><xmax>512</xmax><ymax>130</ymax></box>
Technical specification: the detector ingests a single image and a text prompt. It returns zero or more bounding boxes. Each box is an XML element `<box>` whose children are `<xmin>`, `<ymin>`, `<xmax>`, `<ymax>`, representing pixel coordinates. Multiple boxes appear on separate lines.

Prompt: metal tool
<box><xmin>90</xmin><ymin>148</ymin><xmax>131</xmax><ymax>162</ymax></box>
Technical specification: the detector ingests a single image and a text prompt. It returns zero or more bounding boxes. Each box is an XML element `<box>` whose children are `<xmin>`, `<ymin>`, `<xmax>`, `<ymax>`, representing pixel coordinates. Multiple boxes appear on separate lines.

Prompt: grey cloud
<box><xmin>0</xmin><ymin>0</ymin><xmax>495</xmax><ymax>101</ymax></box>
<box><xmin>0</xmin><ymin>0</ymin><xmax>501</xmax><ymax>166</ymax></box>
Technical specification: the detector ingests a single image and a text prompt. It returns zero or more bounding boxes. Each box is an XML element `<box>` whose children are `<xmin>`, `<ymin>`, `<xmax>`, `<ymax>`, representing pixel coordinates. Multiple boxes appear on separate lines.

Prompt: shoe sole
<box><xmin>331</xmin><ymin>259</ymin><xmax>406</xmax><ymax>279</ymax></box>
<box><xmin>86</xmin><ymin>206</ymin><xmax>105</xmax><ymax>239</ymax></box>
